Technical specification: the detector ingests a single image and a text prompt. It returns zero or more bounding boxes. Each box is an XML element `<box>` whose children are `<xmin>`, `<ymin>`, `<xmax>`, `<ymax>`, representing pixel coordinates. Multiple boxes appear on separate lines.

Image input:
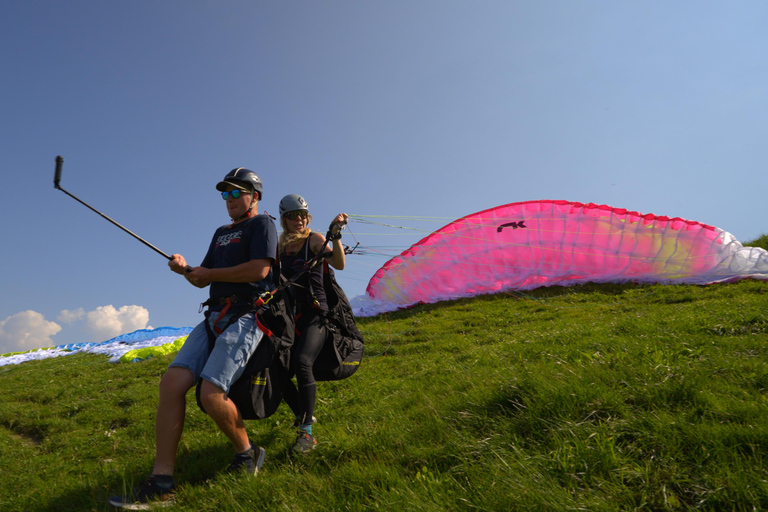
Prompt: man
<box><xmin>110</xmin><ymin>167</ymin><xmax>277</xmax><ymax>509</ymax></box>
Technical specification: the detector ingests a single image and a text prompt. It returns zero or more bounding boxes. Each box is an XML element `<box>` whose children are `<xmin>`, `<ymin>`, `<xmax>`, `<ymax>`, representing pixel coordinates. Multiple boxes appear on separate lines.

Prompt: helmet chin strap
<box><xmin>230</xmin><ymin>200</ymin><xmax>256</xmax><ymax>223</ymax></box>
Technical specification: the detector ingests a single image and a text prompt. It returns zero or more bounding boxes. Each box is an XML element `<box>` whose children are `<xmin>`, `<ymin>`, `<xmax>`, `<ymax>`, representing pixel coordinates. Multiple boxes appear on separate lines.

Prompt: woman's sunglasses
<box><xmin>284</xmin><ymin>210</ymin><xmax>309</xmax><ymax>220</ymax></box>
<box><xmin>221</xmin><ymin>189</ymin><xmax>248</xmax><ymax>200</ymax></box>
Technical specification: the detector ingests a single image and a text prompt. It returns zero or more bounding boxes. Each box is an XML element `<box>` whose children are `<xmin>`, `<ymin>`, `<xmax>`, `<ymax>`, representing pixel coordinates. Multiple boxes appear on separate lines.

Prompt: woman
<box><xmin>278</xmin><ymin>193</ymin><xmax>347</xmax><ymax>453</ymax></box>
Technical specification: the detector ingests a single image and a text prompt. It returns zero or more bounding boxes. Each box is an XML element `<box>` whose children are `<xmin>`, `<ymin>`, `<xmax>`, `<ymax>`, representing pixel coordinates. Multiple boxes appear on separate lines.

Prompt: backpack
<box><xmin>308</xmin><ymin>262</ymin><xmax>365</xmax><ymax>382</ymax></box>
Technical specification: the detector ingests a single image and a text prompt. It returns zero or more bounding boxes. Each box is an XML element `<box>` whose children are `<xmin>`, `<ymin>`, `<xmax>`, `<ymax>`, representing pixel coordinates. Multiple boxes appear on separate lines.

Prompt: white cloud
<box><xmin>0</xmin><ymin>305</ymin><xmax>152</xmax><ymax>354</ymax></box>
<box><xmin>0</xmin><ymin>311</ymin><xmax>62</xmax><ymax>353</ymax></box>
<box><xmin>57</xmin><ymin>308</ymin><xmax>85</xmax><ymax>324</ymax></box>
<box><xmin>84</xmin><ymin>305</ymin><xmax>150</xmax><ymax>342</ymax></box>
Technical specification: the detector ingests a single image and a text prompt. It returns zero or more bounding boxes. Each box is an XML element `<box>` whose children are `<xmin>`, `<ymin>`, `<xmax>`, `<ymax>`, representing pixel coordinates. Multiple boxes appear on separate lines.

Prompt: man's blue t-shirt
<box><xmin>201</xmin><ymin>214</ymin><xmax>277</xmax><ymax>305</ymax></box>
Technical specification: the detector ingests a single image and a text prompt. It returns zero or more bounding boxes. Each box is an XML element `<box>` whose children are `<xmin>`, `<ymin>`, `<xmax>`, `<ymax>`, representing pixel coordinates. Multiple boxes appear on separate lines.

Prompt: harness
<box><xmin>284</xmin><ymin>235</ymin><xmax>328</xmax><ymax>311</ymax></box>
<box><xmin>199</xmin><ymin>221</ymin><xmax>345</xmax><ymax>354</ymax></box>
<box><xmin>259</xmin><ymin>226</ymin><xmax>337</xmax><ymax>309</ymax></box>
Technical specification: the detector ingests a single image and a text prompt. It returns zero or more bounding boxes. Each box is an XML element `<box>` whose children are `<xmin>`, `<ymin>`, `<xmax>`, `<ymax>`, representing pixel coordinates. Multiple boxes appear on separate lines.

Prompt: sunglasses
<box><xmin>221</xmin><ymin>189</ymin><xmax>248</xmax><ymax>200</ymax></box>
<box><xmin>284</xmin><ymin>210</ymin><xmax>309</xmax><ymax>220</ymax></box>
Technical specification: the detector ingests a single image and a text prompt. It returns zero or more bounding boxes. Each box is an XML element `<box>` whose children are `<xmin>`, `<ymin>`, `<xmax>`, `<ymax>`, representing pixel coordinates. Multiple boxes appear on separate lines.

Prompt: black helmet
<box><xmin>216</xmin><ymin>168</ymin><xmax>263</xmax><ymax>200</ymax></box>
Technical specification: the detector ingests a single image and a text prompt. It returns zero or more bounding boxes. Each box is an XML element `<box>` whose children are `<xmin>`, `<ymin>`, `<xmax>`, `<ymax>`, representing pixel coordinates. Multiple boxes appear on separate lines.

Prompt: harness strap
<box><xmin>212</xmin><ymin>298</ymin><xmax>232</xmax><ymax>335</ymax></box>
<box><xmin>199</xmin><ymin>294</ymin><xmax>248</xmax><ymax>313</ymax></box>
<box><xmin>202</xmin><ymin>307</ymin><xmax>257</xmax><ymax>354</ymax></box>
<box><xmin>303</xmin><ymin>237</ymin><xmax>324</xmax><ymax>310</ymax></box>
<box><xmin>202</xmin><ymin>309</ymin><xmax>244</xmax><ymax>354</ymax></box>
<box><xmin>261</xmin><ymin>227</ymin><xmax>335</xmax><ymax>309</ymax></box>
<box><xmin>294</xmin><ymin>312</ymin><xmax>303</xmax><ymax>337</ymax></box>
<box><xmin>255</xmin><ymin>315</ymin><xmax>273</xmax><ymax>338</ymax></box>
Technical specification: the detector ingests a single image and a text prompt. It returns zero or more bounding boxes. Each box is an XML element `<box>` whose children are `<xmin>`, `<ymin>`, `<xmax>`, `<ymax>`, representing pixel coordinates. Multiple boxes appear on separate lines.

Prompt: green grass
<box><xmin>746</xmin><ymin>233</ymin><xmax>768</xmax><ymax>251</ymax></box>
<box><xmin>1</xmin><ymin>280</ymin><xmax>767</xmax><ymax>511</ymax></box>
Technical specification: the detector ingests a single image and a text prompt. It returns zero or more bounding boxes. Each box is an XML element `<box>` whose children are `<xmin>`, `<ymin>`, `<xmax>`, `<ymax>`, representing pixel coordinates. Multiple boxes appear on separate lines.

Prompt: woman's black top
<box><xmin>280</xmin><ymin>235</ymin><xmax>328</xmax><ymax>311</ymax></box>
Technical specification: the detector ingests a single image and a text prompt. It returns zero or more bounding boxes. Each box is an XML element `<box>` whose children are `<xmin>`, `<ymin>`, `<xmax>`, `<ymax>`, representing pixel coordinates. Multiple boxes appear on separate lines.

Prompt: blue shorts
<box><xmin>169</xmin><ymin>311</ymin><xmax>264</xmax><ymax>393</ymax></box>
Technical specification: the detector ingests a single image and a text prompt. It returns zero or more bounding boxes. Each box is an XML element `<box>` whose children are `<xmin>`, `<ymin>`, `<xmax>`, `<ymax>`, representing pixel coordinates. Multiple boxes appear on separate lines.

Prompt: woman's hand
<box><xmin>327</xmin><ymin>213</ymin><xmax>348</xmax><ymax>270</ymax></box>
<box><xmin>330</xmin><ymin>213</ymin><xmax>348</xmax><ymax>238</ymax></box>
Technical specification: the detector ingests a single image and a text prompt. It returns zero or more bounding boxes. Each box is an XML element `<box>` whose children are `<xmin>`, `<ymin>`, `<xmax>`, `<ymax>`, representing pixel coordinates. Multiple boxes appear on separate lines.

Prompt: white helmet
<box><xmin>279</xmin><ymin>194</ymin><xmax>309</xmax><ymax>217</ymax></box>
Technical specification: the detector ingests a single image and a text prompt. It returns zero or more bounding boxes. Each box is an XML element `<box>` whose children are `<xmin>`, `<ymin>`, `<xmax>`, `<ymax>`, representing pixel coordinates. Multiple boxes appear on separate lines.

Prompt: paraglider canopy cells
<box><xmin>355</xmin><ymin>200</ymin><xmax>768</xmax><ymax>316</ymax></box>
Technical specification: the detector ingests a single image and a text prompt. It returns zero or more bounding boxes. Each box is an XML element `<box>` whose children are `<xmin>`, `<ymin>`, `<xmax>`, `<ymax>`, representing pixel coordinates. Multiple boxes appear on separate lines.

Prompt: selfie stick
<box><xmin>53</xmin><ymin>155</ymin><xmax>175</xmax><ymax>261</ymax></box>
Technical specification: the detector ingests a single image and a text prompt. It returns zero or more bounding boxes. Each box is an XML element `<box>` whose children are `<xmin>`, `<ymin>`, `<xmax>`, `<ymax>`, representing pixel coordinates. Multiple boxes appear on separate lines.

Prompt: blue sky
<box><xmin>2</xmin><ymin>1</ymin><xmax>767</xmax><ymax>352</ymax></box>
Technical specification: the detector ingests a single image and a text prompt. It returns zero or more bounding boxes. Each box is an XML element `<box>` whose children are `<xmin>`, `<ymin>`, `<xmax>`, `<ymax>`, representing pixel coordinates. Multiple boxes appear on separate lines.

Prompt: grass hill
<box><xmin>1</xmin><ymin>279</ymin><xmax>767</xmax><ymax>511</ymax></box>
<box><xmin>746</xmin><ymin>233</ymin><xmax>768</xmax><ymax>251</ymax></box>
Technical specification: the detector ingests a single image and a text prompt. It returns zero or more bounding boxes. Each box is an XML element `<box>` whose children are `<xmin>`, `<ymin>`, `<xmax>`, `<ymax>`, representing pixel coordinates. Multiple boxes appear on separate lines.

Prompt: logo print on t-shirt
<box><xmin>216</xmin><ymin>230</ymin><xmax>242</xmax><ymax>247</ymax></box>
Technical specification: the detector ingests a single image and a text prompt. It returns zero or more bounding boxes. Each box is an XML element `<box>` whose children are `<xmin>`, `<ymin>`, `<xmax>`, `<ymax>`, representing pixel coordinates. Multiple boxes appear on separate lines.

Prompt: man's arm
<box><xmin>184</xmin><ymin>258</ymin><xmax>272</xmax><ymax>288</ymax></box>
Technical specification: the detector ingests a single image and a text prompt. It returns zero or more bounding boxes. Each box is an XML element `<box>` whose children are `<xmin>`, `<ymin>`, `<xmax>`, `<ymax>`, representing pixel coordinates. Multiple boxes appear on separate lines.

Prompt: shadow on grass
<box><xmin>26</xmin><ymin>441</ymin><xmax>262</xmax><ymax>512</ymax></box>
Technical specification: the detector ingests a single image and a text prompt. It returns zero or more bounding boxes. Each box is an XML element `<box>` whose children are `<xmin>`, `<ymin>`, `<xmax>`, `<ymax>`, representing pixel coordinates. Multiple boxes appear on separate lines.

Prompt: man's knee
<box><xmin>159</xmin><ymin>367</ymin><xmax>195</xmax><ymax>400</ymax></box>
<box><xmin>199</xmin><ymin>379</ymin><xmax>227</xmax><ymax>411</ymax></box>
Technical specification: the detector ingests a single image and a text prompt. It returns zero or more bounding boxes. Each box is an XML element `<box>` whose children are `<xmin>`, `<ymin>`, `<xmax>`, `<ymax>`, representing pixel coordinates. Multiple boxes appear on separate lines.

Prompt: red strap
<box><xmin>255</xmin><ymin>313</ymin><xmax>273</xmax><ymax>338</ymax></box>
<box><xmin>212</xmin><ymin>298</ymin><xmax>232</xmax><ymax>335</ymax></box>
<box><xmin>294</xmin><ymin>312</ymin><xmax>303</xmax><ymax>337</ymax></box>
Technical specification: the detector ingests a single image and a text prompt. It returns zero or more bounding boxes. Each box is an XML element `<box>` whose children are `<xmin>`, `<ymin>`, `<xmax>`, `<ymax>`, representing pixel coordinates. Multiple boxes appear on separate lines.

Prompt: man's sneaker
<box><xmin>108</xmin><ymin>475</ymin><xmax>176</xmax><ymax>510</ymax></box>
<box><xmin>292</xmin><ymin>431</ymin><xmax>318</xmax><ymax>454</ymax></box>
<box><xmin>292</xmin><ymin>415</ymin><xmax>317</xmax><ymax>428</ymax></box>
<box><xmin>227</xmin><ymin>445</ymin><xmax>266</xmax><ymax>475</ymax></box>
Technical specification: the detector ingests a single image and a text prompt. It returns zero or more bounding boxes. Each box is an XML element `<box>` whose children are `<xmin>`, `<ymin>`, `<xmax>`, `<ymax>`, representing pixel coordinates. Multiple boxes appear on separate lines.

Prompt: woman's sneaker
<box><xmin>227</xmin><ymin>445</ymin><xmax>266</xmax><ymax>475</ymax></box>
<box><xmin>108</xmin><ymin>475</ymin><xmax>176</xmax><ymax>510</ymax></box>
<box><xmin>292</xmin><ymin>431</ymin><xmax>318</xmax><ymax>454</ymax></box>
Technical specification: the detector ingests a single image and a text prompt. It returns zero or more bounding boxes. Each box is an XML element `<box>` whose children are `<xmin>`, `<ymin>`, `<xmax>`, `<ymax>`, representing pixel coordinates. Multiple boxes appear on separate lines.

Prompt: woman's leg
<box><xmin>293</xmin><ymin>314</ymin><xmax>326</xmax><ymax>425</ymax></box>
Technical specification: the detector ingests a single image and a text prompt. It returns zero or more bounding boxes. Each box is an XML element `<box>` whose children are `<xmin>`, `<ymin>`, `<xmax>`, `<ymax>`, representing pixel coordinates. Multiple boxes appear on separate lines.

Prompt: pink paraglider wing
<box><xmin>362</xmin><ymin>200</ymin><xmax>768</xmax><ymax>313</ymax></box>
